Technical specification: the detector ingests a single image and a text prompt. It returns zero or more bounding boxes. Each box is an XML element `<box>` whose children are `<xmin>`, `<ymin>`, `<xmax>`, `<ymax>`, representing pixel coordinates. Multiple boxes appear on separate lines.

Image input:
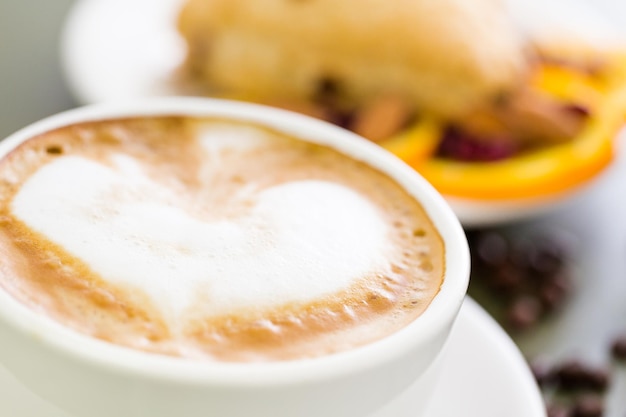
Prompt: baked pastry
<box><xmin>177</xmin><ymin>0</ymin><xmax>626</xmax><ymax>200</ymax></box>
<box><xmin>178</xmin><ymin>0</ymin><xmax>528</xmax><ymax>119</ymax></box>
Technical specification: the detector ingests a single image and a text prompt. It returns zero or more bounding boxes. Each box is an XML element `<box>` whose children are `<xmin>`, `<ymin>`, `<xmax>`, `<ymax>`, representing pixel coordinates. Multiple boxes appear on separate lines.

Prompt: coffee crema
<box><xmin>0</xmin><ymin>116</ymin><xmax>444</xmax><ymax>362</ymax></box>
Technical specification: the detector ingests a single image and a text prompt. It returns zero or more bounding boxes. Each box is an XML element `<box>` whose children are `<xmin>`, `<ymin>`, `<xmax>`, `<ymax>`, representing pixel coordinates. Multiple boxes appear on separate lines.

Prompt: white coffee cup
<box><xmin>0</xmin><ymin>98</ymin><xmax>469</xmax><ymax>417</ymax></box>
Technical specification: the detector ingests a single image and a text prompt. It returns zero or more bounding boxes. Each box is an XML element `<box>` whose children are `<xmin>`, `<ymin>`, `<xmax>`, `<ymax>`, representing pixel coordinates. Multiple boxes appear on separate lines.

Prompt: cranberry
<box><xmin>436</xmin><ymin>126</ymin><xmax>518</xmax><ymax>162</ymax></box>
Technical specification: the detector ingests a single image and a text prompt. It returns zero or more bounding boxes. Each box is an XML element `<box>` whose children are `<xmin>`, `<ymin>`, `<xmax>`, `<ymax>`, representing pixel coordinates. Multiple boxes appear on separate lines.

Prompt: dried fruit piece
<box><xmin>494</xmin><ymin>89</ymin><xmax>586</xmax><ymax>145</ymax></box>
<box><xmin>350</xmin><ymin>94</ymin><xmax>413</xmax><ymax>143</ymax></box>
<box><xmin>468</xmin><ymin>229</ymin><xmax>573</xmax><ymax>332</ymax></box>
<box><xmin>507</xmin><ymin>296</ymin><xmax>542</xmax><ymax>331</ymax></box>
<box><xmin>547</xmin><ymin>403</ymin><xmax>572</xmax><ymax>417</ymax></box>
<box><xmin>436</xmin><ymin>126</ymin><xmax>517</xmax><ymax>162</ymax></box>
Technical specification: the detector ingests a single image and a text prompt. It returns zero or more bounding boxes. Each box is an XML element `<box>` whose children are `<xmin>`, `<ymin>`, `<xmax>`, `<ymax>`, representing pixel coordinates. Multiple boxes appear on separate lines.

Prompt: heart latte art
<box><xmin>0</xmin><ymin>117</ymin><xmax>444</xmax><ymax>361</ymax></box>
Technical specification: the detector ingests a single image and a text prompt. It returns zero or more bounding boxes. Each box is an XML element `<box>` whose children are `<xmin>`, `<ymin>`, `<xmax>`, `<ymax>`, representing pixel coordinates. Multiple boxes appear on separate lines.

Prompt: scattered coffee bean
<box><xmin>468</xmin><ymin>230</ymin><xmax>621</xmax><ymax>417</ymax></box>
<box><xmin>507</xmin><ymin>296</ymin><xmax>542</xmax><ymax>330</ymax></box>
<box><xmin>611</xmin><ymin>336</ymin><xmax>626</xmax><ymax>361</ymax></box>
<box><xmin>555</xmin><ymin>360</ymin><xmax>586</xmax><ymax>390</ymax></box>
<box><xmin>531</xmin><ymin>357</ymin><xmax>614</xmax><ymax>417</ymax></box>
<box><xmin>526</xmin><ymin>238</ymin><xmax>566</xmax><ymax>277</ymax></box>
<box><xmin>571</xmin><ymin>394</ymin><xmax>604</xmax><ymax>417</ymax></box>
<box><xmin>467</xmin><ymin>229</ymin><xmax>572</xmax><ymax>333</ymax></box>
<box><xmin>547</xmin><ymin>403</ymin><xmax>572</xmax><ymax>417</ymax></box>
<box><xmin>555</xmin><ymin>360</ymin><xmax>610</xmax><ymax>393</ymax></box>
<box><xmin>587</xmin><ymin>368</ymin><xmax>610</xmax><ymax>392</ymax></box>
<box><xmin>473</xmin><ymin>231</ymin><xmax>509</xmax><ymax>269</ymax></box>
<box><xmin>539</xmin><ymin>272</ymin><xmax>571</xmax><ymax>312</ymax></box>
<box><xmin>490</xmin><ymin>266</ymin><xmax>525</xmax><ymax>297</ymax></box>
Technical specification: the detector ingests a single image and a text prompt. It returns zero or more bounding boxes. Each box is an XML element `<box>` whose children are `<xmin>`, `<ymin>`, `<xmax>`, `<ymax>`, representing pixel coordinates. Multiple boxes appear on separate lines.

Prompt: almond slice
<box><xmin>350</xmin><ymin>94</ymin><xmax>413</xmax><ymax>143</ymax></box>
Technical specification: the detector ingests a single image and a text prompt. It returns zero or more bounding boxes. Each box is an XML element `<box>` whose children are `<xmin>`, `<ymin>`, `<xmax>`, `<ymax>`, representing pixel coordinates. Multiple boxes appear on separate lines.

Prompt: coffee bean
<box><xmin>587</xmin><ymin>368</ymin><xmax>610</xmax><ymax>392</ymax></box>
<box><xmin>571</xmin><ymin>394</ymin><xmax>604</xmax><ymax>417</ymax></box>
<box><xmin>555</xmin><ymin>360</ymin><xmax>587</xmax><ymax>390</ymax></box>
<box><xmin>508</xmin><ymin>237</ymin><xmax>533</xmax><ymax>270</ymax></box>
<box><xmin>555</xmin><ymin>360</ymin><xmax>610</xmax><ymax>392</ymax></box>
<box><xmin>473</xmin><ymin>231</ymin><xmax>509</xmax><ymax>269</ymax></box>
<box><xmin>507</xmin><ymin>296</ymin><xmax>542</xmax><ymax>331</ymax></box>
<box><xmin>490</xmin><ymin>266</ymin><xmax>524</xmax><ymax>296</ymax></box>
<box><xmin>611</xmin><ymin>336</ymin><xmax>626</xmax><ymax>361</ymax></box>
<box><xmin>527</xmin><ymin>240</ymin><xmax>565</xmax><ymax>279</ymax></box>
<box><xmin>547</xmin><ymin>403</ymin><xmax>572</xmax><ymax>417</ymax></box>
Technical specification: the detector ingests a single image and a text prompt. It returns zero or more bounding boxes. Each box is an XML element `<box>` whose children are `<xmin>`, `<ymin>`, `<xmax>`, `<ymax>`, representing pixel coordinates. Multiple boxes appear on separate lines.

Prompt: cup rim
<box><xmin>0</xmin><ymin>97</ymin><xmax>470</xmax><ymax>386</ymax></box>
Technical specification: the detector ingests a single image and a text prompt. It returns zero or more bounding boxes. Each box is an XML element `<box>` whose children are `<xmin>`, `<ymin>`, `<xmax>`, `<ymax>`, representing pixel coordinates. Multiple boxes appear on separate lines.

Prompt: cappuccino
<box><xmin>0</xmin><ymin>116</ymin><xmax>444</xmax><ymax>362</ymax></box>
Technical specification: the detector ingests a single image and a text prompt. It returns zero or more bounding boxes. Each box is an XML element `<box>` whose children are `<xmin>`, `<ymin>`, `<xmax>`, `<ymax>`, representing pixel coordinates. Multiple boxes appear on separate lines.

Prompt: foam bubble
<box><xmin>11</xmin><ymin>155</ymin><xmax>390</xmax><ymax>324</ymax></box>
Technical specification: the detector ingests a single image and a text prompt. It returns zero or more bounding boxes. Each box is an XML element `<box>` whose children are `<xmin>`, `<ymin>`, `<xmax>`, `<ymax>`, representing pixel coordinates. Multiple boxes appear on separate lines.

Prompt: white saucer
<box><xmin>427</xmin><ymin>298</ymin><xmax>545</xmax><ymax>416</ymax></box>
<box><xmin>0</xmin><ymin>298</ymin><xmax>545</xmax><ymax>417</ymax></box>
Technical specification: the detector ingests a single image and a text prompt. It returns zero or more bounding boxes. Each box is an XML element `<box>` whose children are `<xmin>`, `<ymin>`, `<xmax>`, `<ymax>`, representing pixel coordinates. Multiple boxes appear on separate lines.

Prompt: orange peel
<box><xmin>379</xmin><ymin>54</ymin><xmax>626</xmax><ymax>200</ymax></box>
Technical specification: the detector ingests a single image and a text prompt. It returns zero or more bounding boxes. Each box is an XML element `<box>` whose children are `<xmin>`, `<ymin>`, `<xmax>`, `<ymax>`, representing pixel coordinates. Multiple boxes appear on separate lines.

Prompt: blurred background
<box><xmin>0</xmin><ymin>0</ymin><xmax>76</xmax><ymax>138</ymax></box>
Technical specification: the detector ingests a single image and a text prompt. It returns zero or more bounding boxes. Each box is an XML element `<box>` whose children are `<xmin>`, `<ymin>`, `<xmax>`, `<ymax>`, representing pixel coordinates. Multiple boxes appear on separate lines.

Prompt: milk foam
<box><xmin>11</xmin><ymin>154</ymin><xmax>390</xmax><ymax>322</ymax></box>
<box><xmin>0</xmin><ymin>117</ymin><xmax>445</xmax><ymax>361</ymax></box>
<box><xmin>198</xmin><ymin>123</ymin><xmax>273</xmax><ymax>153</ymax></box>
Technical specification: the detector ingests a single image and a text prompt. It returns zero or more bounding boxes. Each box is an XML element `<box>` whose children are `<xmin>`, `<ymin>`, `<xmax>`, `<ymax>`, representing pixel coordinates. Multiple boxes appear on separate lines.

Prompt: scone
<box><xmin>178</xmin><ymin>0</ymin><xmax>528</xmax><ymax>119</ymax></box>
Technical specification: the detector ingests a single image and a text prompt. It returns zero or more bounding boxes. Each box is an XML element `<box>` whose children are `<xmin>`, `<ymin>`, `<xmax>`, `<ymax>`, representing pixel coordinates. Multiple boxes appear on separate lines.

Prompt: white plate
<box><xmin>61</xmin><ymin>0</ymin><xmax>625</xmax><ymax>228</ymax></box>
<box><xmin>61</xmin><ymin>0</ymin><xmax>186</xmax><ymax>105</ymax></box>
<box><xmin>0</xmin><ymin>298</ymin><xmax>545</xmax><ymax>417</ymax></box>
